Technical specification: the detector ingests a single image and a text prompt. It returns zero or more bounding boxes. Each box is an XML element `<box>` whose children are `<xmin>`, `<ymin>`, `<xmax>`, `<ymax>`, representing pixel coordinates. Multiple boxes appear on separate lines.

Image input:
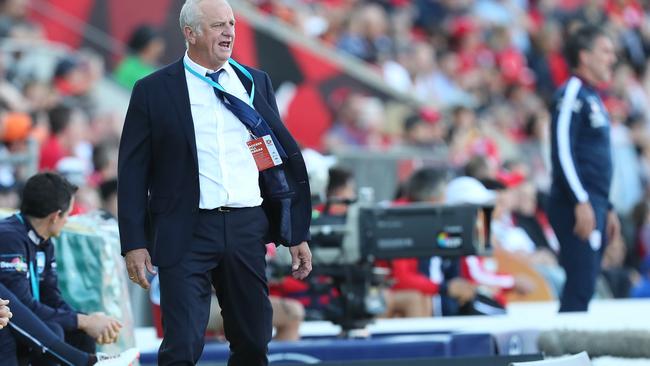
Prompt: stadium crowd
<box><xmin>0</xmin><ymin>0</ymin><xmax>650</xmax><ymax>341</ymax></box>
<box><xmin>251</xmin><ymin>0</ymin><xmax>650</xmax><ymax>302</ymax></box>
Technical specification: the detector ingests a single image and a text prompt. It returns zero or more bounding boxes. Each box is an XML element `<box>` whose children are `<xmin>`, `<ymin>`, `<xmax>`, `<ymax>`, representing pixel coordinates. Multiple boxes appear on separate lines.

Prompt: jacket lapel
<box><xmin>253</xmin><ymin>90</ymin><xmax>284</xmax><ymax>131</ymax></box>
<box><xmin>165</xmin><ymin>59</ymin><xmax>198</xmax><ymax>169</ymax></box>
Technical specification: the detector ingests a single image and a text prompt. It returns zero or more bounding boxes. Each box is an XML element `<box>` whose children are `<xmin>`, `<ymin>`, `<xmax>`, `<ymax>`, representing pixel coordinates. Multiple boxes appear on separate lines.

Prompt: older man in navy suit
<box><xmin>117</xmin><ymin>0</ymin><xmax>312</xmax><ymax>365</ymax></box>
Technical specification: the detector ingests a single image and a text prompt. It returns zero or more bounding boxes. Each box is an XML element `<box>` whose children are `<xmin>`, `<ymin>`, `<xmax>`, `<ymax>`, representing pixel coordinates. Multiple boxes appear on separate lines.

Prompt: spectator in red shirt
<box><xmin>382</xmin><ymin>168</ymin><xmax>447</xmax><ymax>316</ymax></box>
<box><xmin>528</xmin><ymin>21</ymin><xmax>570</xmax><ymax>103</ymax></box>
<box><xmin>39</xmin><ymin>105</ymin><xmax>87</xmax><ymax>171</ymax></box>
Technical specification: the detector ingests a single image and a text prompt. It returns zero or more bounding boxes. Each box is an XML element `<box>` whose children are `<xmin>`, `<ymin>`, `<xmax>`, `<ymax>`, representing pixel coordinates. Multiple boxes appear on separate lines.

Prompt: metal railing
<box><xmin>334</xmin><ymin>147</ymin><xmax>450</xmax><ymax>202</ymax></box>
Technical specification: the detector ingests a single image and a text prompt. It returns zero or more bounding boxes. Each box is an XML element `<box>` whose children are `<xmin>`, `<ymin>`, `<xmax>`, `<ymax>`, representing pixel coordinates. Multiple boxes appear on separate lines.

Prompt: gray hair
<box><xmin>179</xmin><ymin>0</ymin><xmax>205</xmax><ymax>35</ymax></box>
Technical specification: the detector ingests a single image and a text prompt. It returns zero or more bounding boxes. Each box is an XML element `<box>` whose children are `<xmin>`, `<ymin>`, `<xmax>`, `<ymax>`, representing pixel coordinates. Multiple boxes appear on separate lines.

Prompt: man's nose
<box><xmin>223</xmin><ymin>24</ymin><xmax>234</xmax><ymax>37</ymax></box>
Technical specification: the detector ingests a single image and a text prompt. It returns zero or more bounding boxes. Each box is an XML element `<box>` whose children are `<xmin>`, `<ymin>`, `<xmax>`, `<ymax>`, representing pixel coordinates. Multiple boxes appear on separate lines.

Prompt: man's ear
<box><xmin>184</xmin><ymin>26</ymin><xmax>197</xmax><ymax>45</ymax></box>
<box><xmin>47</xmin><ymin>210</ymin><xmax>61</xmax><ymax>225</ymax></box>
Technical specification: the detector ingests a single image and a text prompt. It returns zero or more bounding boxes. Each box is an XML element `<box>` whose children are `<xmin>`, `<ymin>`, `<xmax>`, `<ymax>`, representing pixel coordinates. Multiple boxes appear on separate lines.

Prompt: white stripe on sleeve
<box><xmin>8</xmin><ymin>323</ymin><xmax>74</xmax><ymax>366</ymax></box>
<box><xmin>464</xmin><ymin>255</ymin><xmax>515</xmax><ymax>289</ymax></box>
<box><xmin>557</xmin><ymin>77</ymin><xmax>589</xmax><ymax>203</ymax></box>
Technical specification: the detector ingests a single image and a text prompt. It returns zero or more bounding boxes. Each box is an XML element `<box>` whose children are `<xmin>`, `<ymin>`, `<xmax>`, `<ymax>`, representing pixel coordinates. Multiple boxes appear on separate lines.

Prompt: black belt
<box><xmin>199</xmin><ymin>206</ymin><xmax>250</xmax><ymax>213</ymax></box>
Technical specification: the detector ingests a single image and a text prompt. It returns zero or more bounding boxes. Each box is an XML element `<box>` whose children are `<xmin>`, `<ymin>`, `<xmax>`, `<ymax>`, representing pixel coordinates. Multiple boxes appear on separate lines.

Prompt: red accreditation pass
<box><xmin>247</xmin><ymin>134</ymin><xmax>283</xmax><ymax>171</ymax></box>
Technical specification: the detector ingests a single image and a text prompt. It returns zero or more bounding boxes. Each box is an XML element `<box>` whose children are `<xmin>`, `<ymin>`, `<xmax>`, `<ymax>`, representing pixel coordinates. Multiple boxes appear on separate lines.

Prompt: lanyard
<box><xmin>183</xmin><ymin>58</ymin><xmax>255</xmax><ymax>106</ymax></box>
<box><xmin>16</xmin><ymin>213</ymin><xmax>40</xmax><ymax>302</ymax></box>
<box><xmin>29</xmin><ymin>262</ymin><xmax>40</xmax><ymax>301</ymax></box>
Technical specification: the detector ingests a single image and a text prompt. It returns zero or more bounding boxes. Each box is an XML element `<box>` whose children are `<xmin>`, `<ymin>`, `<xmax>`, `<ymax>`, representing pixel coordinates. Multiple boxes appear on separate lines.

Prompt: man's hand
<box><xmin>447</xmin><ymin>278</ymin><xmax>477</xmax><ymax>305</ymax></box>
<box><xmin>0</xmin><ymin>299</ymin><xmax>11</xmax><ymax>329</ymax></box>
<box><xmin>289</xmin><ymin>242</ymin><xmax>312</xmax><ymax>280</ymax></box>
<box><xmin>513</xmin><ymin>274</ymin><xmax>536</xmax><ymax>295</ymax></box>
<box><xmin>78</xmin><ymin>313</ymin><xmax>122</xmax><ymax>344</ymax></box>
<box><xmin>606</xmin><ymin>209</ymin><xmax>621</xmax><ymax>243</ymax></box>
<box><xmin>125</xmin><ymin>248</ymin><xmax>156</xmax><ymax>290</ymax></box>
<box><xmin>574</xmin><ymin>202</ymin><xmax>596</xmax><ymax>240</ymax></box>
<box><xmin>96</xmin><ymin>321</ymin><xmax>121</xmax><ymax>345</ymax></box>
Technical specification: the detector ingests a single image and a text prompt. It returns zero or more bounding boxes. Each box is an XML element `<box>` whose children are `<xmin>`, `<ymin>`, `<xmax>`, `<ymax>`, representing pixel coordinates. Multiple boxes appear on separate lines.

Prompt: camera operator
<box><xmin>396</xmin><ymin>168</ymin><xmax>523</xmax><ymax>316</ymax></box>
<box><xmin>380</xmin><ymin>168</ymin><xmax>446</xmax><ymax>317</ymax></box>
<box><xmin>388</xmin><ymin>168</ymin><xmax>485</xmax><ymax>316</ymax></box>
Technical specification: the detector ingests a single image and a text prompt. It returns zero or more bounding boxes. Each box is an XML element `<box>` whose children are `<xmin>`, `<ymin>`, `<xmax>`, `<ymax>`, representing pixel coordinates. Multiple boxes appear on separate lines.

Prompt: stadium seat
<box><xmin>509</xmin><ymin>351</ymin><xmax>591</xmax><ymax>366</ymax></box>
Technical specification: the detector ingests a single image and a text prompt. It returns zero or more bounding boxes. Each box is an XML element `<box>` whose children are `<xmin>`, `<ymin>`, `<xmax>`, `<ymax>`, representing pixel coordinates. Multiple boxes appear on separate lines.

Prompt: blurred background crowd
<box><xmin>1</xmin><ymin>0</ymin><xmax>650</xmax><ymax>330</ymax></box>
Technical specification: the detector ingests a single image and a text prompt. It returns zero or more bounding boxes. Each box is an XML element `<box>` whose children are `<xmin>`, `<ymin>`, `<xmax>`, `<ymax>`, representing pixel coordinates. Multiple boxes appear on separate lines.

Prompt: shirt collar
<box><xmin>184</xmin><ymin>51</ymin><xmax>235</xmax><ymax>83</ymax></box>
<box><xmin>16</xmin><ymin>213</ymin><xmax>47</xmax><ymax>247</ymax></box>
<box><xmin>572</xmin><ymin>74</ymin><xmax>601</xmax><ymax>93</ymax></box>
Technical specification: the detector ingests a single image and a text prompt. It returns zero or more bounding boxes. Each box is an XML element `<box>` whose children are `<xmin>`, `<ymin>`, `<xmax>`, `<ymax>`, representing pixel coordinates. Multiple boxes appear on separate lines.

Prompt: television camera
<box><xmin>271</xmin><ymin>189</ymin><xmax>493</xmax><ymax>332</ymax></box>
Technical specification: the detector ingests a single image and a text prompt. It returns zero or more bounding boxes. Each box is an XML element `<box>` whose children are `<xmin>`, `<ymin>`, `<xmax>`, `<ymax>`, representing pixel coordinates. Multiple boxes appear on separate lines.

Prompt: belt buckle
<box><xmin>217</xmin><ymin>207</ymin><xmax>231</xmax><ymax>213</ymax></box>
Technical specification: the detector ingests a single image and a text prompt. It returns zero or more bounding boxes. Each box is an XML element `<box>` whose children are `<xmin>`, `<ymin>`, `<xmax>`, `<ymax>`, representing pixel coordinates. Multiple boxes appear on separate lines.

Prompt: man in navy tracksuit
<box><xmin>0</xmin><ymin>172</ymin><xmax>127</xmax><ymax>365</ymax></box>
<box><xmin>0</xmin><ymin>281</ymin><xmax>139</xmax><ymax>366</ymax></box>
<box><xmin>548</xmin><ymin>25</ymin><xmax>620</xmax><ymax>312</ymax></box>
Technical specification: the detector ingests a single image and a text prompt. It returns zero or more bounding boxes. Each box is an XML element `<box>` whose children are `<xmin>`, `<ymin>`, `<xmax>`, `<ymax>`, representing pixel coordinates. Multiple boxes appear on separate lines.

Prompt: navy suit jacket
<box><xmin>117</xmin><ymin>59</ymin><xmax>311</xmax><ymax>267</ymax></box>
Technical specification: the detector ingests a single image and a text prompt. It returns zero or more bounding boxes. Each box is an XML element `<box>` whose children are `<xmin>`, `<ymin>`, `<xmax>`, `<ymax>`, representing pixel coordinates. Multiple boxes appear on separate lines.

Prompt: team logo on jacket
<box><xmin>0</xmin><ymin>254</ymin><xmax>28</xmax><ymax>272</ymax></box>
<box><xmin>37</xmin><ymin>251</ymin><xmax>46</xmax><ymax>275</ymax></box>
<box><xmin>588</xmin><ymin>97</ymin><xmax>608</xmax><ymax>128</ymax></box>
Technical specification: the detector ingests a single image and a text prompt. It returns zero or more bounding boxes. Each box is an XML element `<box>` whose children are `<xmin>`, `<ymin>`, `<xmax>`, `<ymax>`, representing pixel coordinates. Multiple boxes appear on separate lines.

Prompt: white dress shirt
<box><xmin>184</xmin><ymin>52</ymin><xmax>262</xmax><ymax>209</ymax></box>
